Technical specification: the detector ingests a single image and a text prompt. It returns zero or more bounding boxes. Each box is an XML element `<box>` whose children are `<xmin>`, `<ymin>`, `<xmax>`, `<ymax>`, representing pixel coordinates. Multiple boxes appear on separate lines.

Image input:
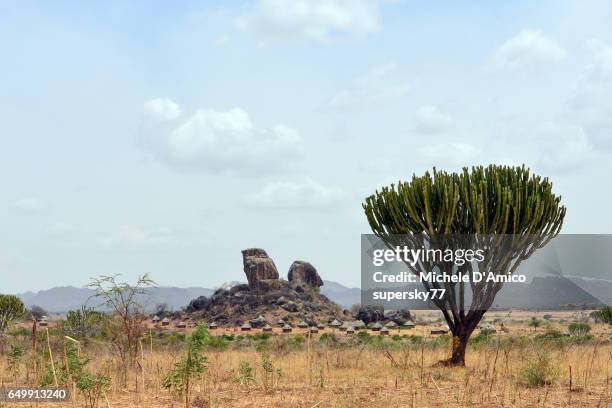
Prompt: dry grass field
<box><xmin>1</xmin><ymin>312</ymin><xmax>610</xmax><ymax>408</ymax></box>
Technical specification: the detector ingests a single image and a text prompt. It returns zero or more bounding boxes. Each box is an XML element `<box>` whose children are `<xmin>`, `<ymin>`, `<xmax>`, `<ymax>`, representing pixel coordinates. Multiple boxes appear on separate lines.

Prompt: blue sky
<box><xmin>2</xmin><ymin>0</ymin><xmax>612</xmax><ymax>293</ymax></box>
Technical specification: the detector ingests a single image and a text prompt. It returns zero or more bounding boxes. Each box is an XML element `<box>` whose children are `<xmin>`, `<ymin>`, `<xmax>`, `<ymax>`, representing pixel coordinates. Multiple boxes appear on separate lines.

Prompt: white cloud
<box><xmin>418</xmin><ymin>143</ymin><xmax>481</xmax><ymax>167</ymax></box>
<box><xmin>143</xmin><ymin>98</ymin><xmax>182</xmax><ymax>121</ymax></box>
<box><xmin>490</xmin><ymin>29</ymin><xmax>567</xmax><ymax>70</ymax></box>
<box><xmin>10</xmin><ymin>198</ymin><xmax>46</xmax><ymax>215</ymax></box>
<box><xmin>247</xmin><ymin>178</ymin><xmax>343</xmax><ymax>209</ymax></box>
<box><xmin>326</xmin><ymin>63</ymin><xmax>412</xmax><ymax>110</ymax></box>
<box><xmin>236</xmin><ymin>0</ymin><xmax>381</xmax><ymax>41</ymax></box>
<box><xmin>414</xmin><ymin>105</ymin><xmax>452</xmax><ymax>134</ymax></box>
<box><xmin>140</xmin><ymin>100</ymin><xmax>303</xmax><ymax>174</ymax></box>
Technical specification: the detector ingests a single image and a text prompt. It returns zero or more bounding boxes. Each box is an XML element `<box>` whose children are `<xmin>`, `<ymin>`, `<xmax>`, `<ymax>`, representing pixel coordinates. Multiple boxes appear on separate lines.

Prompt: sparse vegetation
<box><xmin>0</xmin><ymin>309</ymin><xmax>609</xmax><ymax>407</ymax></box>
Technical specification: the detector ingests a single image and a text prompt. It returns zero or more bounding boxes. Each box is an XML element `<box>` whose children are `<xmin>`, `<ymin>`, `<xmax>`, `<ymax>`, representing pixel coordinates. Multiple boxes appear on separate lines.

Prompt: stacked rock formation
<box><xmin>185</xmin><ymin>248</ymin><xmax>345</xmax><ymax>326</ymax></box>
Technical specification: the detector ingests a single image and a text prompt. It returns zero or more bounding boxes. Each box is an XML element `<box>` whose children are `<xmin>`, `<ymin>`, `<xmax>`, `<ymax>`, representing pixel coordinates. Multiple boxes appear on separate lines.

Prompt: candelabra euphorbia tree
<box><xmin>363</xmin><ymin>165</ymin><xmax>565</xmax><ymax>366</ymax></box>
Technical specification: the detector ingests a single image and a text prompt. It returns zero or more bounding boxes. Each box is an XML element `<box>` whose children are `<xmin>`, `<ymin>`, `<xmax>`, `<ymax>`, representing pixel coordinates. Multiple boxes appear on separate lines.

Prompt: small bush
<box><xmin>233</xmin><ymin>361</ymin><xmax>255</xmax><ymax>387</ymax></box>
<box><xmin>536</xmin><ymin>329</ymin><xmax>564</xmax><ymax>341</ymax></box>
<box><xmin>520</xmin><ymin>353</ymin><xmax>560</xmax><ymax>387</ymax></box>
<box><xmin>319</xmin><ymin>333</ymin><xmax>338</xmax><ymax>346</ymax></box>
<box><xmin>356</xmin><ymin>331</ymin><xmax>371</xmax><ymax>345</ymax></box>
<box><xmin>568</xmin><ymin>322</ymin><xmax>591</xmax><ymax>336</ymax></box>
<box><xmin>590</xmin><ymin>306</ymin><xmax>612</xmax><ymax>324</ymax></box>
<box><xmin>287</xmin><ymin>335</ymin><xmax>305</xmax><ymax>350</ymax></box>
<box><xmin>470</xmin><ymin>332</ymin><xmax>493</xmax><ymax>346</ymax></box>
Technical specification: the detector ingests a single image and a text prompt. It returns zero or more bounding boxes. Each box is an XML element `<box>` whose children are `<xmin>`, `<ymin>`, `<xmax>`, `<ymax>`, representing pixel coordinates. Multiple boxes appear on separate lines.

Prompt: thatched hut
<box><xmin>386</xmin><ymin>321</ymin><xmax>397</xmax><ymax>328</ymax></box>
<box><xmin>316</xmin><ymin>323</ymin><xmax>325</xmax><ymax>330</ymax></box>
<box><xmin>339</xmin><ymin>322</ymin><xmax>350</xmax><ymax>332</ymax></box>
<box><xmin>380</xmin><ymin>326</ymin><xmax>390</xmax><ymax>335</ymax></box>
<box><xmin>209</xmin><ymin>322</ymin><xmax>218</xmax><ymax>330</ymax></box>
<box><xmin>277</xmin><ymin>319</ymin><xmax>286</xmax><ymax>327</ymax></box>
<box><xmin>161</xmin><ymin>317</ymin><xmax>170</xmax><ymax>326</ymax></box>
<box><xmin>309</xmin><ymin>326</ymin><xmax>319</xmax><ymax>334</ymax></box>
<box><xmin>152</xmin><ymin>315</ymin><xmax>161</xmax><ymax>324</ymax></box>
<box><xmin>262</xmin><ymin>324</ymin><xmax>273</xmax><ymax>332</ymax></box>
<box><xmin>282</xmin><ymin>324</ymin><xmax>293</xmax><ymax>333</ymax></box>
<box><xmin>38</xmin><ymin>316</ymin><xmax>48</xmax><ymax>327</ymax></box>
<box><xmin>403</xmin><ymin>321</ymin><xmax>415</xmax><ymax>329</ymax></box>
<box><xmin>176</xmin><ymin>321</ymin><xmax>187</xmax><ymax>329</ymax></box>
<box><xmin>330</xmin><ymin>319</ymin><xmax>342</xmax><ymax>328</ymax></box>
<box><xmin>371</xmin><ymin>322</ymin><xmax>383</xmax><ymax>332</ymax></box>
<box><xmin>352</xmin><ymin>320</ymin><xmax>366</xmax><ymax>330</ymax></box>
<box><xmin>346</xmin><ymin>326</ymin><xmax>355</xmax><ymax>335</ymax></box>
<box><xmin>297</xmin><ymin>320</ymin><xmax>308</xmax><ymax>329</ymax></box>
<box><xmin>241</xmin><ymin>322</ymin><xmax>252</xmax><ymax>332</ymax></box>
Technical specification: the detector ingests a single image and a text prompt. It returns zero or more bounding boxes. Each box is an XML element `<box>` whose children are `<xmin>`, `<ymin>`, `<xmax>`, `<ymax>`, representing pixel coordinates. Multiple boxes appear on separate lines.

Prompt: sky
<box><xmin>2</xmin><ymin>0</ymin><xmax>612</xmax><ymax>293</ymax></box>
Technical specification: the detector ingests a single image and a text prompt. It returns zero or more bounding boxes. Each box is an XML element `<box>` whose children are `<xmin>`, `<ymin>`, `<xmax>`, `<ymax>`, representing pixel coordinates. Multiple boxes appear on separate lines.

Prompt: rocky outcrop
<box><xmin>356</xmin><ymin>305</ymin><xmax>385</xmax><ymax>324</ymax></box>
<box><xmin>384</xmin><ymin>309</ymin><xmax>413</xmax><ymax>325</ymax></box>
<box><xmin>288</xmin><ymin>261</ymin><xmax>323</xmax><ymax>288</ymax></box>
<box><xmin>185</xmin><ymin>249</ymin><xmax>342</xmax><ymax>326</ymax></box>
<box><xmin>242</xmin><ymin>248</ymin><xmax>279</xmax><ymax>290</ymax></box>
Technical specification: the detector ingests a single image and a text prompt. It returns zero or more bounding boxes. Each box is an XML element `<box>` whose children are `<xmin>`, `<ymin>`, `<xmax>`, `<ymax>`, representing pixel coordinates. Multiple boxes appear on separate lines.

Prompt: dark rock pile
<box><xmin>186</xmin><ymin>248</ymin><xmax>345</xmax><ymax>326</ymax></box>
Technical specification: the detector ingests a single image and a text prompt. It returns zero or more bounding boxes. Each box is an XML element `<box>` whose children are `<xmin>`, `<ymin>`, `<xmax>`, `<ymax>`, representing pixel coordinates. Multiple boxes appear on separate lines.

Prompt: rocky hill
<box><xmin>185</xmin><ymin>248</ymin><xmax>347</xmax><ymax>326</ymax></box>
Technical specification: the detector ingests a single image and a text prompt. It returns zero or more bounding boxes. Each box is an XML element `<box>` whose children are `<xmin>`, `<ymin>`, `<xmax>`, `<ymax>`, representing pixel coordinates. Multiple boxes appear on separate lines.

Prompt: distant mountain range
<box><xmin>13</xmin><ymin>277</ymin><xmax>610</xmax><ymax>313</ymax></box>
<box><xmin>16</xmin><ymin>286</ymin><xmax>214</xmax><ymax>313</ymax></box>
<box><xmin>14</xmin><ymin>281</ymin><xmax>360</xmax><ymax>313</ymax></box>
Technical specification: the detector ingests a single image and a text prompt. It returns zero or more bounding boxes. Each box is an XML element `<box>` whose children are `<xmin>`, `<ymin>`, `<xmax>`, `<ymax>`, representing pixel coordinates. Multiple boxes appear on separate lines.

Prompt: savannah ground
<box><xmin>1</xmin><ymin>311</ymin><xmax>610</xmax><ymax>408</ymax></box>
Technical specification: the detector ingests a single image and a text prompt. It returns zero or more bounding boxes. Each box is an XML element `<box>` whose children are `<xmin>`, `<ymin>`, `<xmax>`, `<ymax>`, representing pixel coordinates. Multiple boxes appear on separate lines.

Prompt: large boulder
<box><xmin>356</xmin><ymin>305</ymin><xmax>385</xmax><ymax>324</ymax></box>
<box><xmin>186</xmin><ymin>296</ymin><xmax>209</xmax><ymax>312</ymax></box>
<box><xmin>384</xmin><ymin>309</ymin><xmax>413</xmax><ymax>325</ymax></box>
<box><xmin>288</xmin><ymin>261</ymin><xmax>323</xmax><ymax>288</ymax></box>
<box><xmin>242</xmin><ymin>248</ymin><xmax>279</xmax><ymax>290</ymax></box>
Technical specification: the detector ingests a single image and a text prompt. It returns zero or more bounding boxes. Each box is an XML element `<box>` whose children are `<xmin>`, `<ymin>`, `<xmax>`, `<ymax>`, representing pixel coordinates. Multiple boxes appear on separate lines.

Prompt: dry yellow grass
<box><xmin>1</xmin><ymin>319</ymin><xmax>610</xmax><ymax>408</ymax></box>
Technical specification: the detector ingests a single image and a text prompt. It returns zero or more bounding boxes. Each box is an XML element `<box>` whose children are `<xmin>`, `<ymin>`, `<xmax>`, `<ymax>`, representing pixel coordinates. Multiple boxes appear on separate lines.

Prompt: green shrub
<box><xmin>407</xmin><ymin>335</ymin><xmax>423</xmax><ymax>344</ymax></box>
<box><xmin>536</xmin><ymin>329</ymin><xmax>564</xmax><ymax>341</ymax></box>
<box><xmin>590</xmin><ymin>306</ymin><xmax>612</xmax><ymax>324</ymax></box>
<box><xmin>568</xmin><ymin>322</ymin><xmax>591</xmax><ymax>336</ymax></box>
<box><xmin>162</xmin><ymin>324</ymin><xmax>209</xmax><ymax>403</ymax></box>
<box><xmin>520</xmin><ymin>353</ymin><xmax>560</xmax><ymax>387</ymax></box>
<box><xmin>319</xmin><ymin>332</ymin><xmax>338</xmax><ymax>346</ymax></box>
<box><xmin>233</xmin><ymin>361</ymin><xmax>255</xmax><ymax>387</ymax></box>
<box><xmin>287</xmin><ymin>335</ymin><xmax>305</xmax><ymax>350</ymax></box>
<box><xmin>470</xmin><ymin>332</ymin><xmax>493</xmax><ymax>346</ymax></box>
<box><xmin>356</xmin><ymin>331</ymin><xmax>371</xmax><ymax>345</ymax></box>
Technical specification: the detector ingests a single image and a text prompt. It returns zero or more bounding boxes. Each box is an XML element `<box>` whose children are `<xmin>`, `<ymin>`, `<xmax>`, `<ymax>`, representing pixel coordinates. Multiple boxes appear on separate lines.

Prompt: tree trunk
<box><xmin>449</xmin><ymin>334</ymin><xmax>467</xmax><ymax>366</ymax></box>
<box><xmin>437</xmin><ymin>325</ymin><xmax>471</xmax><ymax>367</ymax></box>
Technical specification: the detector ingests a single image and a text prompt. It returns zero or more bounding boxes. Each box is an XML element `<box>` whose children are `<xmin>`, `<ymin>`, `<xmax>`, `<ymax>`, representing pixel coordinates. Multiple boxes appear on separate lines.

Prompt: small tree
<box><xmin>163</xmin><ymin>323</ymin><xmax>209</xmax><ymax>407</ymax></box>
<box><xmin>88</xmin><ymin>274</ymin><xmax>155</xmax><ymax>386</ymax></box>
<box><xmin>529</xmin><ymin>317</ymin><xmax>541</xmax><ymax>332</ymax></box>
<box><xmin>63</xmin><ymin>306</ymin><xmax>106</xmax><ymax>340</ymax></box>
<box><xmin>363</xmin><ymin>165</ymin><xmax>565</xmax><ymax>366</ymax></box>
<box><xmin>0</xmin><ymin>294</ymin><xmax>26</xmax><ymax>340</ymax></box>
